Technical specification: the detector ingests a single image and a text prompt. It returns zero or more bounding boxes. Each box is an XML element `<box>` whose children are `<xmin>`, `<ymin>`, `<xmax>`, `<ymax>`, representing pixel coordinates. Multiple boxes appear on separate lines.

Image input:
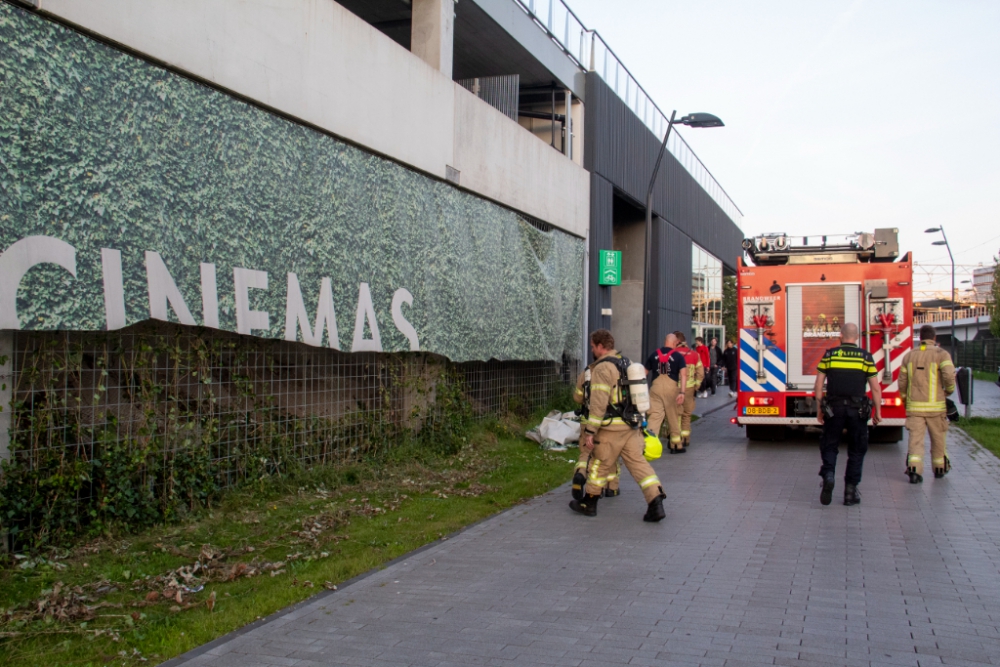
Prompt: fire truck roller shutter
<box><xmin>739</xmin><ymin>328</ymin><xmax>787</xmax><ymax>393</ymax></box>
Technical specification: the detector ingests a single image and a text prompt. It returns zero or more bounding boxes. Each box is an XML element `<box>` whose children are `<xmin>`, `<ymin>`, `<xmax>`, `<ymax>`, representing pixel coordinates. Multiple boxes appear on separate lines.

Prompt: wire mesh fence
<box><xmin>0</xmin><ymin>323</ymin><xmax>576</xmax><ymax>547</ymax></box>
<box><xmin>951</xmin><ymin>338</ymin><xmax>1000</xmax><ymax>373</ymax></box>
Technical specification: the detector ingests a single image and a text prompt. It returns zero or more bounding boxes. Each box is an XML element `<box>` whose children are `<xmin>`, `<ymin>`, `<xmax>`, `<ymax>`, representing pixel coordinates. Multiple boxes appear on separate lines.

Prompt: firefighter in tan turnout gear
<box><xmin>572</xmin><ymin>360</ymin><xmax>621</xmax><ymax>499</ymax></box>
<box><xmin>898</xmin><ymin>324</ymin><xmax>956</xmax><ymax>483</ymax></box>
<box><xmin>676</xmin><ymin>333</ymin><xmax>704</xmax><ymax>450</ymax></box>
<box><xmin>570</xmin><ymin>329</ymin><xmax>667</xmax><ymax>522</ymax></box>
<box><xmin>643</xmin><ymin>332</ymin><xmax>688</xmax><ymax>453</ymax></box>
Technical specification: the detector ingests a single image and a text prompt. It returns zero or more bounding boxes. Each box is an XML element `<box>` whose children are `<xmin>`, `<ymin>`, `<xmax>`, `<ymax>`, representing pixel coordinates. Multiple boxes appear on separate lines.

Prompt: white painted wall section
<box><xmin>453</xmin><ymin>87</ymin><xmax>589</xmax><ymax>238</ymax></box>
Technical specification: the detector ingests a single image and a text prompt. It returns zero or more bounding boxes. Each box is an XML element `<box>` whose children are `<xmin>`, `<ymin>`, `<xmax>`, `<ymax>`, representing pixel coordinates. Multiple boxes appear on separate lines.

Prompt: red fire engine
<box><xmin>734</xmin><ymin>229</ymin><xmax>911</xmax><ymax>442</ymax></box>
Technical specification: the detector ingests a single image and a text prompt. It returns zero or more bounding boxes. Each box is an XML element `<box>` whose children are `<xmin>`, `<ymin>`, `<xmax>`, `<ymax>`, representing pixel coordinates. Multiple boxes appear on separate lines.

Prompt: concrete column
<box><xmin>411</xmin><ymin>0</ymin><xmax>454</xmax><ymax>78</ymax></box>
<box><xmin>0</xmin><ymin>331</ymin><xmax>11</xmax><ymax>462</ymax></box>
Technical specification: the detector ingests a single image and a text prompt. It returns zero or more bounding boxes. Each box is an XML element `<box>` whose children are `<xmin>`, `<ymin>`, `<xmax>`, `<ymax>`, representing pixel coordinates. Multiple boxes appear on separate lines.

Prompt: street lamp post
<box><xmin>925</xmin><ymin>227</ymin><xmax>955</xmax><ymax>362</ymax></box>
<box><xmin>642</xmin><ymin>112</ymin><xmax>725</xmax><ymax>355</ymax></box>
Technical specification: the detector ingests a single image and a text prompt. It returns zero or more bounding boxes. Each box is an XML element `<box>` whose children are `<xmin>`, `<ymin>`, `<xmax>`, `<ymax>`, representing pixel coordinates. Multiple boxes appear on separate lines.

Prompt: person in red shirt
<box><xmin>695</xmin><ymin>337</ymin><xmax>711</xmax><ymax>398</ymax></box>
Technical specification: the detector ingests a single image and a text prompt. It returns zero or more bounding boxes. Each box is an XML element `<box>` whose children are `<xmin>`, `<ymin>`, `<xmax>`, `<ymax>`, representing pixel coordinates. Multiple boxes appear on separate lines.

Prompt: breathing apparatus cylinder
<box><xmin>626</xmin><ymin>362</ymin><xmax>651</xmax><ymax>414</ymax></box>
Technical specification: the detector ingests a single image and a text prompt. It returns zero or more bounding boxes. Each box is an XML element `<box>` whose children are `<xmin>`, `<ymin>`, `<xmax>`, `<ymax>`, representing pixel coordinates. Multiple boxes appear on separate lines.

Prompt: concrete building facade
<box><xmin>0</xmin><ymin>0</ymin><xmax>743</xmax><ymax>471</ymax></box>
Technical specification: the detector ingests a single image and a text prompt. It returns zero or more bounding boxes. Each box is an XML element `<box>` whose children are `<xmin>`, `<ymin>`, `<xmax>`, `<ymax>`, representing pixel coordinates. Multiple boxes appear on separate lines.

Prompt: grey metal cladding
<box><xmin>582</xmin><ymin>72</ymin><xmax>743</xmax><ymax>272</ymax></box>
<box><xmin>648</xmin><ymin>218</ymin><xmax>692</xmax><ymax>342</ymax></box>
<box><xmin>589</xmin><ymin>173</ymin><xmax>614</xmax><ymax>332</ymax></box>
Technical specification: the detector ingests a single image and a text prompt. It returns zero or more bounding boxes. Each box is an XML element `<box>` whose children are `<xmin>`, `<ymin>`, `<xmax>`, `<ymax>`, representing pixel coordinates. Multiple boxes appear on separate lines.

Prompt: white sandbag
<box><xmin>540</xmin><ymin>414</ymin><xmax>581</xmax><ymax>445</ymax></box>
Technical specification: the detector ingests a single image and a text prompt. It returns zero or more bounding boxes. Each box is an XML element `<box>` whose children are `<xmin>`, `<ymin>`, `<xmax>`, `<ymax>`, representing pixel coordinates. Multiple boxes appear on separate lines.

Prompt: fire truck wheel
<box><xmin>746</xmin><ymin>425</ymin><xmax>786</xmax><ymax>442</ymax></box>
<box><xmin>869</xmin><ymin>426</ymin><xmax>903</xmax><ymax>443</ymax></box>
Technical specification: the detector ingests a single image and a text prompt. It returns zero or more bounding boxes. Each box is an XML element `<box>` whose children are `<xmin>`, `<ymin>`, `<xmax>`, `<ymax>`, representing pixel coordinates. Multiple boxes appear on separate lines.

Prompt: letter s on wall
<box><xmin>392</xmin><ymin>288</ymin><xmax>419</xmax><ymax>351</ymax></box>
<box><xmin>0</xmin><ymin>236</ymin><xmax>77</xmax><ymax>329</ymax></box>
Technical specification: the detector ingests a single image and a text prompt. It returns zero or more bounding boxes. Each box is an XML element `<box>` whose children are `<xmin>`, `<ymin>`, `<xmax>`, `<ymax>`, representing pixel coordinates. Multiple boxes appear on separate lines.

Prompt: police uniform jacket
<box><xmin>898</xmin><ymin>341</ymin><xmax>955</xmax><ymax>414</ymax></box>
<box><xmin>817</xmin><ymin>342</ymin><xmax>878</xmax><ymax>399</ymax></box>
<box><xmin>581</xmin><ymin>350</ymin><xmax>631</xmax><ymax>436</ymax></box>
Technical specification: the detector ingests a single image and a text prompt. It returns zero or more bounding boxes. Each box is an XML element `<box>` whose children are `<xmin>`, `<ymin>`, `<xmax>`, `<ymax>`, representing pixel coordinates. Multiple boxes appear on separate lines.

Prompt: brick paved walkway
<box><xmin>171</xmin><ymin>407</ymin><xmax>1000</xmax><ymax>667</ymax></box>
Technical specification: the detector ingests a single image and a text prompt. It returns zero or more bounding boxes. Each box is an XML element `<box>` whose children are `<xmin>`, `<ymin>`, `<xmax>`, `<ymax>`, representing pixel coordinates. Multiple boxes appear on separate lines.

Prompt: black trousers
<box><xmin>727</xmin><ymin>367</ymin><xmax>738</xmax><ymax>391</ymax></box>
<box><xmin>701</xmin><ymin>367</ymin><xmax>718</xmax><ymax>394</ymax></box>
<box><xmin>819</xmin><ymin>401</ymin><xmax>869</xmax><ymax>486</ymax></box>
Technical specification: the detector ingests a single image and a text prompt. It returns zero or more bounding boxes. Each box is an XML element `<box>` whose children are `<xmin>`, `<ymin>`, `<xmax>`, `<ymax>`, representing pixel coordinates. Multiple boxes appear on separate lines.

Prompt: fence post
<box><xmin>0</xmin><ymin>330</ymin><xmax>11</xmax><ymax>463</ymax></box>
<box><xmin>0</xmin><ymin>330</ymin><xmax>10</xmax><ymax>553</ymax></box>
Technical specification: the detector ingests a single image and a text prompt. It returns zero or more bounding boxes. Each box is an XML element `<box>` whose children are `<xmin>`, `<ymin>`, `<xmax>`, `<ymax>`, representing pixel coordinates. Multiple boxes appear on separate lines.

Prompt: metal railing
<box><xmin>914</xmin><ymin>306</ymin><xmax>990</xmax><ymax>325</ymax></box>
<box><xmin>515</xmin><ymin>0</ymin><xmax>744</xmax><ymax>227</ymax></box>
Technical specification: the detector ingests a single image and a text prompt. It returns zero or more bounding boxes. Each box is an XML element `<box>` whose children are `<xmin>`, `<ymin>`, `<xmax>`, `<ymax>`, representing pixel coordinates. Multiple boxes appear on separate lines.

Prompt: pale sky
<box><xmin>567</xmin><ymin>0</ymin><xmax>1000</xmax><ymax>298</ymax></box>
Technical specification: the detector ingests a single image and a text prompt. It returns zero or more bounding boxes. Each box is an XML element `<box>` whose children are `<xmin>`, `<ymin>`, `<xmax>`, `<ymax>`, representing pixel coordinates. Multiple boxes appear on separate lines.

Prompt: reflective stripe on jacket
<box><xmin>898</xmin><ymin>342</ymin><xmax>955</xmax><ymax>413</ymax></box>
<box><xmin>678</xmin><ymin>345</ymin><xmax>704</xmax><ymax>388</ymax></box>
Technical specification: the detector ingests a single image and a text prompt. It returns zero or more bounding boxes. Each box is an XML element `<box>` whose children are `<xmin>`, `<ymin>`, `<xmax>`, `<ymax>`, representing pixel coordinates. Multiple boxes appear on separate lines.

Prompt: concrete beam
<box><xmin>411</xmin><ymin>0</ymin><xmax>454</xmax><ymax>78</ymax></box>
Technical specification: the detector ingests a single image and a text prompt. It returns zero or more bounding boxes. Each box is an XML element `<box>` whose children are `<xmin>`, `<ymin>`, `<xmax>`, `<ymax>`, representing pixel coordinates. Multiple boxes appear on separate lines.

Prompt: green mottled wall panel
<box><xmin>0</xmin><ymin>3</ymin><xmax>584</xmax><ymax>362</ymax></box>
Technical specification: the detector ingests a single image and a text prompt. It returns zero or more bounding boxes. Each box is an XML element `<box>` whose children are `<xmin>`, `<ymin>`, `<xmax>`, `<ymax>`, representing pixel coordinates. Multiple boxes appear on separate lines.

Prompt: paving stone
<box><xmin>162</xmin><ymin>397</ymin><xmax>1000</xmax><ymax>667</ymax></box>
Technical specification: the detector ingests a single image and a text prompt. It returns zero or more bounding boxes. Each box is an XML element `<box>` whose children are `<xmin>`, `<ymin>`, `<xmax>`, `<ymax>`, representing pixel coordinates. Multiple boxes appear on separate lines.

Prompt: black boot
<box><xmin>908</xmin><ymin>470</ymin><xmax>923</xmax><ymax>484</ymax></box>
<box><xmin>571</xmin><ymin>470</ymin><xmax>587</xmax><ymax>500</ymax></box>
<box><xmin>569</xmin><ymin>494</ymin><xmax>599</xmax><ymax>517</ymax></box>
<box><xmin>934</xmin><ymin>468</ymin><xmax>945</xmax><ymax>479</ymax></box>
<box><xmin>603</xmin><ymin>487</ymin><xmax>620</xmax><ymax>498</ymax></box>
<box><xmin>643</xmin><ymin>496</ymin><xmax>666</xmax><ymax>522</ymax></box>
<box><xmin>820</xmin><ymin>473</ymin><xmax>835</xmax><ymax>506</ymax></box>
<box><xmin>643</xmin><ymin>487</ymin><xmax>667</xmax><ymax>522</ymax></box>
<box><xmin>843</xmin><ymin>484</ymin><xmax>861</xmax><ymax>506</ymax></box>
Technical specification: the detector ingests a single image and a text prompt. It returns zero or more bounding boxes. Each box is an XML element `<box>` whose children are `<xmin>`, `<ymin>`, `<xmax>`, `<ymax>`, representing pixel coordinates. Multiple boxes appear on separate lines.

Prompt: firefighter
<box><xmin>814</xmin><ymin>323</ymin><xmax>882</xmax><ymax>506</ymax></box>
<box><xmin>675</xmin><ymin>332</ymin><xmax>704</xmax><ymax>450</ymax></box>
<box><xmin>570</xmin><ymin>329</ymin><xmax>667</xmax><ymax>522</ymax></box>
<box><xmin>898</xmin><ymin>324</ymin><xmax>956</xmax><ymax>483</ymax></box>
<box><xmin>643</xmin><ymin>332</ymin><xmax>688</xmax><ymax>453</ymax></box>
<box><xmin>571</xmin><ymin>359</ymin><xmax>621</xmax><ymax>499</ymax></box>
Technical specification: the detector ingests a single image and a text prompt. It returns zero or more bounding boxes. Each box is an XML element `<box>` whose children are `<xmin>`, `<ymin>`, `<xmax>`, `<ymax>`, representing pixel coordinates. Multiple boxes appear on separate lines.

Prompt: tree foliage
<box><xmin>723</xmin><ymin>275</ymin><xmax>737</xmax><ymax>343</ymax></box>
<box><xmin>989</xmin><ymin>255</ymin><xmax>1000</xmax><ymax>339</ymax></box>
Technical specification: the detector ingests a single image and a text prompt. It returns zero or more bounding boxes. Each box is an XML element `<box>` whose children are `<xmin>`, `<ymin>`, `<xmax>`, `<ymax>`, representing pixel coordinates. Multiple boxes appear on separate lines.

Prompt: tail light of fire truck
<box><xmin>881</xmin><ymin>397</ymin><xmax>903</xmax><ymax>407</ymax></box>
<box><xmin>748</xmin><ymin>396</ymin><xmax>774</xmax><ymax>406</ymax></box>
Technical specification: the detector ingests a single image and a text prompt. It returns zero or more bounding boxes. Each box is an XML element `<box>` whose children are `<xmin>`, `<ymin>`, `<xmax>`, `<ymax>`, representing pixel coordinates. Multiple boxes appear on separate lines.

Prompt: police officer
<box><xmin>814</xmin><ymin>322</ymin><xmax>882</xmax><ymax>506</ymax></box>
<box><xmin>571</xmin><ymin>329</ymin><xmax>667</xmax><ymax>522</ymax></box>
<box><xmin>898</xmin><ymin>324</ymin><xmax>956</xmax><ymax>483</ymax></box>
<box><xmin>675</xmin><ymin>332</ymin><xmax>704</xmax><ymax>450</ymax></box>
<box><xmin>644</xmin><ymin>332</ymin><xmax>688</xmax><ymax>453</ymax></box>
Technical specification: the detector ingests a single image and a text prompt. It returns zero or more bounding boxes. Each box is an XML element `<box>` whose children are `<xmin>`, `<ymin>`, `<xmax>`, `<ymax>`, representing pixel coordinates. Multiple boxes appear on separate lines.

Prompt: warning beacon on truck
<box><xmin>734</xmin><ymin>229</ymin><xmax>911</xmax><ymax>442</ymax></box>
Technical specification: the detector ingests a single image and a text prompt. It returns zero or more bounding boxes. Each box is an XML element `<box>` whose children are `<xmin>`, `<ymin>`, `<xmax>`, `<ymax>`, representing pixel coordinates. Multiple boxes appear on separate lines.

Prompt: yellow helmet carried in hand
<box><xmin>642</xmin><ymin>428</ymin><xmax>663</xmax><ymax>461</ymax></box>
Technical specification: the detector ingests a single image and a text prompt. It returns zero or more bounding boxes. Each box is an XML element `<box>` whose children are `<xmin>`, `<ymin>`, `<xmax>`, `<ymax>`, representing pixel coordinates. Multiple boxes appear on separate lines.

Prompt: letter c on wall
<box><xmin>0</xmin><ymin>236</ymin><xmax>77</xmax><ymax>329</ymax></box>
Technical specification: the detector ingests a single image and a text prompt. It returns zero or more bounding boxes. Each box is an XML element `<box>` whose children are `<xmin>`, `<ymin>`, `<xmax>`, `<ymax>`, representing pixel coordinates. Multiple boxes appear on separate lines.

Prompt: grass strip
<box><xmin>973</xmin><ymin>369</ymin><xmax>998</xmax><ymax>383</ymax></box>
<box><xmin>0</xmin><ymin>407</ymin><xmax>579</xmax><ymax>666</ymax></box>
<box><xmin>958</xmin><ymin>417</ymin><xmax>1000</xmax><ymax>457</ymax></box>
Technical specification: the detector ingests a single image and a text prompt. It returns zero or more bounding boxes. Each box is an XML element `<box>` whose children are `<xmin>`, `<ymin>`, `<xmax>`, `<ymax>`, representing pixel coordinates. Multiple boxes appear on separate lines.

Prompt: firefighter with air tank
<box><xmin>898</xmin><ymin>324</ymin><xmax>956</xmax><ymax>483</ymax></box>
<box><xmin>571</xmin><ymin>329</ymin><xmax>667</xmax><ymax>522</ymax></box>
<box><xmin>675</xmin><ymin>332</ymin><xmax>704</xmax><ymax>450</ymax></box>
<box><xmin>643</xmin><ymin>332</ymin><xmax>687</xmax><ymax>453</ymax></box>
<box><xmin>572</xmin><ymin>358</ymin><xmax>622</xmax><ymax>499</ymax></box>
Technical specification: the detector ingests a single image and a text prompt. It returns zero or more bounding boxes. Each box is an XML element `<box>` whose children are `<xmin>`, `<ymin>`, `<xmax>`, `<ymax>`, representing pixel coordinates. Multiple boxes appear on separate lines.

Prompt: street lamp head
<box><xmin>932</xmin><ymin>240</ymin><xmax>948</xmax><ymax>246</ymax></box>
<box><xmin>679</xmin><ymin>113</ymin><xmax>724</xmax><ymax>128</ymax></box>
<box><xmin>924</xmin><ymin>227</ymin><xmax>942</xmax><ymax>233</ymax></box>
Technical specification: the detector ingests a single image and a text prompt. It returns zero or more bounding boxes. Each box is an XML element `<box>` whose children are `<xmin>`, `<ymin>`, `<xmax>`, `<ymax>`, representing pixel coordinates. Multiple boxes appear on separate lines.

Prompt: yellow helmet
<box><xmin>642</xmin><ymin>429</ymin><xmax>663</xmax><ymax>461</ymax></box>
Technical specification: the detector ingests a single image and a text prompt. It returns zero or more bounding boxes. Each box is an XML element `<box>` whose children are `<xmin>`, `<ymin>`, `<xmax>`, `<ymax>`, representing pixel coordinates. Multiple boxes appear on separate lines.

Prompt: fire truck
<box><xmin>734</xmin><ymin>228</ymin><xmax>911</xmax><ymax>442</ymax></box>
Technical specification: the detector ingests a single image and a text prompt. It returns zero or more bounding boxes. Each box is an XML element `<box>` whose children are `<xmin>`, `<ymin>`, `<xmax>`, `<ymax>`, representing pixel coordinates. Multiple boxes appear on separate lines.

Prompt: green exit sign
<box><xmin>598</xmin><ymin>250</ymin><xmax>621</xmax><ymax>286</ymax></box>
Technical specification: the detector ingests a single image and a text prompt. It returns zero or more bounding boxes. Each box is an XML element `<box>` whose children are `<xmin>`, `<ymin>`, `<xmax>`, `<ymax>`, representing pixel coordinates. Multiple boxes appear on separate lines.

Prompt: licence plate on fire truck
<box><xmin>745</xmin><ymin>407</ymin><xmax>779</xmax><ymax>415</ymax></box>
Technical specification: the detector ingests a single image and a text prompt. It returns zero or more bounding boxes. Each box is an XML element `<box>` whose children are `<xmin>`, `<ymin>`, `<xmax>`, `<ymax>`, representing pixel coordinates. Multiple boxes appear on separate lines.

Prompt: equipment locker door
<box><xmin>786</xmin><ymin>284</ymin><xmax>862</xmax><ymax>387</ymax></box>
